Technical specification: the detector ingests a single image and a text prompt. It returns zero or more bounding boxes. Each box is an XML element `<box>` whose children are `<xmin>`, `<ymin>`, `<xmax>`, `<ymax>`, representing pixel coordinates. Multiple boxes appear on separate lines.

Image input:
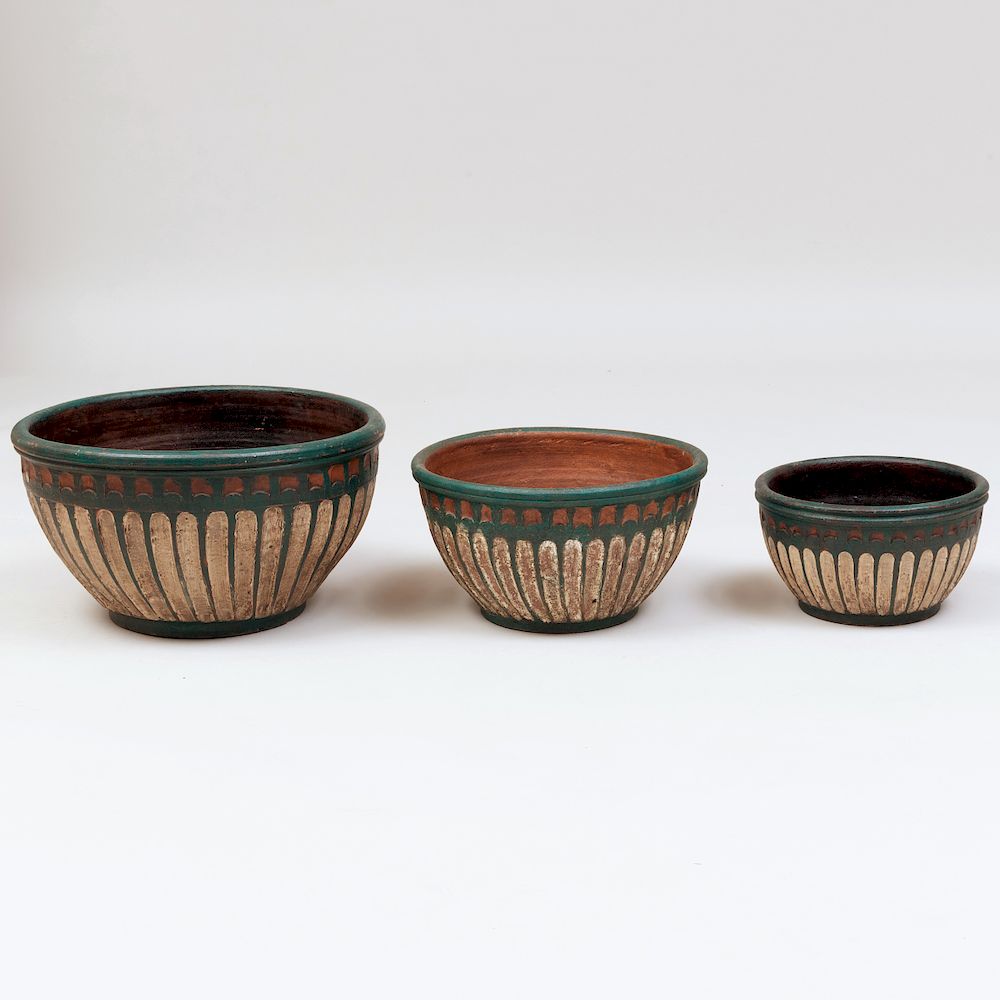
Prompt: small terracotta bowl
<box><xmin>11</xmin><ymin>386</ymin><xmax>384</xmax><ymax>638</ymax></box>
<box><xmin>756</xmin><ymin>456</ymin><xmax>988</xmax><ymax>625</ymax></box>
<box><xmin>412</xmin><ymin>427</ymin><xmax>708</xmax><ymax>632</ymax></box>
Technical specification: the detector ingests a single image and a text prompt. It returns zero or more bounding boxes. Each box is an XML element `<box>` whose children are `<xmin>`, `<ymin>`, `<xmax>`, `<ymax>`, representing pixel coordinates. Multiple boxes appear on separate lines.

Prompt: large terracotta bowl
<box><xmin>412</xmin><ymin>428</ymin><xmax>708</xmax><ymax>632</ymax></box>
<box><xmin>756</xmin><ymin>456</ymin><xmax>988</xmax><ymax>625</ymax></box>
<box><xmin>11</xmin><ymin>386</ymin><xmax>384</xmax><ymax>637</ymax></box>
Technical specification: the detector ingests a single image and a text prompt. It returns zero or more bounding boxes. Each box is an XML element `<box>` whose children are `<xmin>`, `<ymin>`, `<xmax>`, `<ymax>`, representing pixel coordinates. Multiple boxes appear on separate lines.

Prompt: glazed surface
<box><xmin>28</xmin><ymin>388</ymin><xmax>369</xmax><ymax>451</ymax></box>
<box><xmin>766</xmin><ymin>459</ymin><xmax>979</xmax><ymax>507</ymax></box>
<box><xmin>423</xmin><ymin>431</ymin><xmax>695</xmax><ymax>489</ymax></box>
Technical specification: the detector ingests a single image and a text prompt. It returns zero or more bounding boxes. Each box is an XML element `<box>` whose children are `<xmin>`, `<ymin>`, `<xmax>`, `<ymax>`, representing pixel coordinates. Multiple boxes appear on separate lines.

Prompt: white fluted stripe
<box><xmin>562</xmin><ymin>540</ymin><xmax>584</xmax><ymax>622</ymax></box>
<box><xmin>538</xmin><ymin>540</ymin><xmax>567</xmax><ymax>622</ymax></box>
<box><xmin>612</xmin><ymin>533</ymin><xmax>648</xmax><ymax>616</ymax></box>
<box><xmin>303</xmin><ymin>493</ymin><xmax>354</xmax><ymax>601</ymax></box>
<box><xmin>819</xmin><ymin>551</ymin><xmax>845</xmax><ymax>614</ymax></box>
<box><xmin>473</xmin><ymin>531</ymin><xmax>522</xmax><ymax>619</ymax></box>
<box><xmin>515</xmin><ymin>539</ymin><xmax>549</xmax><ymax>621</ymax></box>
<box><xmin>777</xmin><ymin>541</ymin><xmax>809</xmax><ymax>603</ymax></box>
<box><xmin>149</xmin><ymin>511</ymin><xmax>196</xmax><ymax>621</ymax></box>
<box><xmin>31</xmin><ymin>497</ymin><xmax>124</xmax><ymax>613</ymax></box>
<box><xmin>491</xmin><ymin>537</ymin><xmax>533</xmax><ymax>620</ymax></box>
<box><xmin>582</xmin><ymin>539</ymin><xmax>605</xmax><ymax>621</ymax></box>
<box><xmin>287</xmin><ymin>499</ymin><xmax>334</xmax><ymax>610</ymax></box>
<box><xmin>803</xmin><ymin>549</ymin><xmax>831</xmax><ymax>611</ymax></box>
<box><xmin>892</xmin><ymin>551</ymin><xmax>915</xmax><ymax>615</ymax></box>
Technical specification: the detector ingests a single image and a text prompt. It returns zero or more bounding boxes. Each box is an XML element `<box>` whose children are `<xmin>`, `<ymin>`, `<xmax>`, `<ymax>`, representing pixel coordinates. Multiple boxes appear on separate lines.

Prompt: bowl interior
<box><xmin>28</xmin><ymin>389</ymin><xmax>369</xmax><ymax>452</ymax></box>
<box><xmin>423</xmin><ymin>431</ymin><xmax>695</xmax><ymax>489</ymax></box>
<box><xmin>767</xmin><ymin>459</ymin><xmax>979</xmax><ymax>507</ymax></box>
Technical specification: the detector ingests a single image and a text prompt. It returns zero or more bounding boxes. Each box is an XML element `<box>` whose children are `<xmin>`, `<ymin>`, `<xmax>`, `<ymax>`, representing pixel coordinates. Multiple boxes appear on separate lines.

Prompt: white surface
<box><xmin>2</xmin><ymin>2</ymin><xmax>999</xmax><ymax>998</ymax></box>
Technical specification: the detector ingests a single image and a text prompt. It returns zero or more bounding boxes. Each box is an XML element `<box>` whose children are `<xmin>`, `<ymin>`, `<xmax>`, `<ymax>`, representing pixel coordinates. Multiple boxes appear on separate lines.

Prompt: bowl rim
<box><xmin>755</xmin><ymin>455</ymin><xmax>989</xmax><ymax>520</ymax></box>
<box><xmin>11</xmin><ymin>385</ymin><xmax>386</xmax><ymax>472</ymax></box>
<box><xmin>411</xmin><ymin>426</ymin><xmax>708</xmax><ymax>504</ymax></box>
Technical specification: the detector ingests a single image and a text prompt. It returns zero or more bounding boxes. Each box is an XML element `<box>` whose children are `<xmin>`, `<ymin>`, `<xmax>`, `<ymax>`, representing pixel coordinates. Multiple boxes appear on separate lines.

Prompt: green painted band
<box><xmin>760</xmin><ymin>496</ymin><xmax>987</xmax><ymax>527</ymax></box>
<box><xmin>755</xmin><ymin>455</ymin><xmax>989</xmax><ymax>521</ymax></box>
<box><xmin>480</xmin><ymin>607</ymin><xmax>639</xmax><ymax>633</ymax></box>
<box><xmin>797</xmin><ymin>602</ymin><xmax>941</xmax><ymax>627</ymax></box>
<box><xmin>759</xmin><ymin>498</ymin><xmax>987</xmax><ymax>528</ymax></box>
<box><xmin>109</xmin><ymin>605</ymin><xmax>306</xmax><ymax>638</ymax></box>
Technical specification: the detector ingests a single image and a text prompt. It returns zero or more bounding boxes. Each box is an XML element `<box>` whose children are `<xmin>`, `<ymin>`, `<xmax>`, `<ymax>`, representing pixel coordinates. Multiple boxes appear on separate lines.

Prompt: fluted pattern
<box><xmin>427</xmin><ymin>519</ymin><xmax>692</xmax><ymax>624</ymax></box>
<box><xmin>765</xmin><ymin>535</ymin><xmax>979</xmax><ymax>618</ymax></box>
<box><xmin>27</xmin><ymin>488</ymin><xmax>373</xmax><ymax>622</ymax></box>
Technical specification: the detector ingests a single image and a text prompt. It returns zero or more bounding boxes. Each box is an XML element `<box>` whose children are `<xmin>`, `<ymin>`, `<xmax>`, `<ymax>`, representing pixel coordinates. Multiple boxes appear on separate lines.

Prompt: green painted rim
<box><xmin>109</xmin><ymin>605</ymin><xmax>305</xmax><ymax>638</ymax></box>
<box><xmin>11</xmin><ymin>385</ymin><xmax>385</xmax><ymax>472</ymax></box>
<box><xmin>756</xmin><ymin>455</ymin><xmax>989</xmax><ymax>523</ymax></box>
<box><xmin>797</xmin><ymin>601</ymin><xmax>941</xmax><ymax>627</ymax></box>
<box><xmin>412</xmin><ymin>427</ymin><xmax>708</xmax><ymax>506</ymax></box>
<box><xmin>481</xmin><ymin>607</ymin><xmax>639</xmax><ymax>633</ymax></box>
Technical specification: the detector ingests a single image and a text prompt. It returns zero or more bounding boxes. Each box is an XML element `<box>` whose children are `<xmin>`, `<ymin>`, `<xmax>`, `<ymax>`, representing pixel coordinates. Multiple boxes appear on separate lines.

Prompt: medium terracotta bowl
<box><xmin>756</xmin><ymin>456</ymin><xmax>988</xmax><ymax>626</ymax></box>
<box><xmin>11</xmin><ymin>386</ymin><xmax>384</xmax><ymax>638</ymax></box>
<box><xmin>412</xmin><ymin>428</ymin><xmax>708</xmax><ymax>632</ymax></box>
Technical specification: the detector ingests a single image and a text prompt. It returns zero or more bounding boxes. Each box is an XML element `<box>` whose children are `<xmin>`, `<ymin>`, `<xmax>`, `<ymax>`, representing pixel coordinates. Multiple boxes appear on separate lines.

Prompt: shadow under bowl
<box><xmin>412</xmin><ymin>427</ymin><xmax>708</xmax><ymax>632</ymax></box>
<box><xmin>755</xmin><ymin>456</ymin><xmax>988</xmax><ymax>626</ymax></box>
<box><xmin>11</xmin><ymin>386</ymin><xmax>384</xmax><ymax>637</ymax></box>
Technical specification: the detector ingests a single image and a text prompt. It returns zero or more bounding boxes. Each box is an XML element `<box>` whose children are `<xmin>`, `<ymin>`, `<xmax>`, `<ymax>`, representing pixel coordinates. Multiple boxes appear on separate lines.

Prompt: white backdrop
<box><xmin>2</xmin><ymin>3</ymin><xmax>999</xmax><ymax>998</ymax></box>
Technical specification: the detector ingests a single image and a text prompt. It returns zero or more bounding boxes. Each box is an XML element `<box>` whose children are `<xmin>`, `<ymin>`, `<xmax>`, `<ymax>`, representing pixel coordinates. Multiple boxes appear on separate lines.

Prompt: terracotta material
<box><xmin>11</xmin><ymin>386</ymin><xmax>385</xmax><ymax>638</ymax></box>
<box><xmin>756</xmin><ymin>456</ymin><xmax>988</xmax><ymax>625</ymax></box>
<box><xmin>412</xmin><ymin>428</ymin><xmax>708</xmax><ymax>632</ymax></box>
<box><xmin>424</xmin><ymin>432</ymin><xmax>694</xmax><ymax>488</ymax></box>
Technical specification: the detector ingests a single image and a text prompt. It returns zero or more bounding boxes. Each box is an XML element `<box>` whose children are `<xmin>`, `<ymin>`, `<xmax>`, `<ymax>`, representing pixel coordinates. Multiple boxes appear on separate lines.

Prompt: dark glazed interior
<box><xmin>29</xmin><ymin>390</ymin><xmax>368</xmax><ymax>451</ymax></box>
<box><xmin>425</xmin><ymin>432</ymin><xmax>694</xmax><ymax>489</ymax></box>
<box><xmin>768</xmin><ymin>460</ymin><xmax>978</xmax><ymax>507</ymax></box>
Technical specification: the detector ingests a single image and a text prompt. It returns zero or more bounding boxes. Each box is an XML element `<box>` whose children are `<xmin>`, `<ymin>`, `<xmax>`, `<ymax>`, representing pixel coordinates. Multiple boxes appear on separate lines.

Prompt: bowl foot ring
<box><xmin>480</xmin><ymin>607</ymin><xmax>638</xmax><ymax>633</ymax></box>
<box><xmin>109</xmin><ymin>604</ymin><xmax>306</xmax><ymax>639</ymax></box>
<box><xmin>797</xmin><ymin>601</ymin><xmax>940</xmax><ymax>627</ymax></box>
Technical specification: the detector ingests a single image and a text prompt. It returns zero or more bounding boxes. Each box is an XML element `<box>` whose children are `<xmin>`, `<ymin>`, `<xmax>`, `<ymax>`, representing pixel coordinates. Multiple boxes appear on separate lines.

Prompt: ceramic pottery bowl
<box><xmin>756</xmin><ymin>456</ymin><xmax>988</xmax><ymax>626</ymax></box>
<box><xmin>412</xmin><ymin>428</ymin><xmax>708</xmax><ymax>632</ymax></box>
<box><xmin>11</xmin><ymin>386</ymin><xmax>384</xmax><ymax>638</ymax></box>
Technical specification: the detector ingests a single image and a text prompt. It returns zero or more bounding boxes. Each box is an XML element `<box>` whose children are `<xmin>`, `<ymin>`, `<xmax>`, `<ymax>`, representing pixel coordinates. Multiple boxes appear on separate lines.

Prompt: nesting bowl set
<box><xmin>11</xmin><ymin>386</ymin><xmax>990</xmax><ymax>637</ymax></box>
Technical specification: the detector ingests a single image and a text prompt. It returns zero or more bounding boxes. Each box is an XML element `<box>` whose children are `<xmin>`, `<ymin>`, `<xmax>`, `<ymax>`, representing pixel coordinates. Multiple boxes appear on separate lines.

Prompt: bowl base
<box><xmin>109</xmin><ymin>604</ymin><xmax>306</xmax><ymax>639</ymax></box>
<box><xmin>797</xmin><ymin>601</ymin><xmax>940</xmax><ymax>627</ymax></box>
<box><xmin>480</xmin><ymin>607</ymin><xmax>638</xmax><ymax>634</ymax></box>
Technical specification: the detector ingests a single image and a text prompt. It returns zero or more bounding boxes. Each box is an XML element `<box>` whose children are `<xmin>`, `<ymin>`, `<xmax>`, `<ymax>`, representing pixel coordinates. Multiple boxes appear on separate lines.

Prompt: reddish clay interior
<box><xmin>30</xmin><ymin>390</ymin><xmax>367</xmax><ymax>451</ymax></box>
<box><xmin>424</xmin><ymin>432</ymin><xmax>694</xmax><ymax>489</ymax></box>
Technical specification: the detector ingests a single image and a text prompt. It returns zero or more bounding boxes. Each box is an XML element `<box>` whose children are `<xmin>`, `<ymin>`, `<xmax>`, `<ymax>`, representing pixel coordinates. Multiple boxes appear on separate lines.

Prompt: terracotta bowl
<box><xmin>11</xmin><ymin>386</ymin><xmax>384</xmax><ymax>638</ymax></box>
<box><xmin>756</xmin><ymin>456</ymin><xmax>988</xmax><ymax>625</ymax></box>
<box><xmin>412</xmin><ymin>427</ymin><xmax>708</xmax><ymax>632</ymax></box>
